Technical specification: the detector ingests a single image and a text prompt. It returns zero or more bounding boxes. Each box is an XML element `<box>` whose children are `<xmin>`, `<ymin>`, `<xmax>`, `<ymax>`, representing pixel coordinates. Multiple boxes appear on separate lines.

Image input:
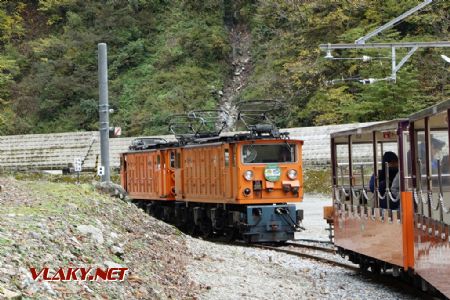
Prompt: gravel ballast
<box><xmin>0</xmin><ymin>177</ymin><xmax>424</xmax><ymax>299</ymax></box>
<box><xmin>187</xmin><ymin>194</ymin><xmax>420</xmax><ymax>300</ymax></box>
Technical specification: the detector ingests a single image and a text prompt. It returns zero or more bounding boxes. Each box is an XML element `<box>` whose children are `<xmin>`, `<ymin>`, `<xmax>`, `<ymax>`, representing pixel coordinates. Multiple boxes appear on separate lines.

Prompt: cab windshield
<box><xmin>242</xmin><ymin>144</ymin><xmax>296</xmax><ymax>164</ymax></box>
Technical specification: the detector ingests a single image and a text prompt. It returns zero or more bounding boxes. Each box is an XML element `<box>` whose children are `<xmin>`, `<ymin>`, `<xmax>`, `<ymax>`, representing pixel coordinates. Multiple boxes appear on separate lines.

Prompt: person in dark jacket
<box><xmin>417</xmin><ymin>137</ymin><xmax>445</xmax><ymax>173</ymax></box>
<box><xmin>369</xmin><ymin>151</ymin><xmax>399</xmax><ymax>209</ymax></box>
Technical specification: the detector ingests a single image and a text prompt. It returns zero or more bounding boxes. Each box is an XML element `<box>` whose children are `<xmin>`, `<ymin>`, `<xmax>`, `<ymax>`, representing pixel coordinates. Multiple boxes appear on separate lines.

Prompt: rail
<box><xmin>232</xmin><ymin>241</ymin><xmax>357</xmax><ymax>271</ymax></box>
<box><xmin>233</xmin><ymin>240</ymin><xmax>435</xmax><ymax>299</ymax></box>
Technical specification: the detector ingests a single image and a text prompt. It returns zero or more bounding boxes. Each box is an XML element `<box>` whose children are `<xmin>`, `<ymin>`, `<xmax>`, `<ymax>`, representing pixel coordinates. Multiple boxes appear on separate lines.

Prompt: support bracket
<box><xmin>391</xmin><ymin>46</ymin><xmax>418</xmax><ymax>82</ymax></box>
<box><xmin>318</xmin><ymin>0</ymin><xmax>450</xmax><ymax>84</ymax></box>
<box><xmin>355</xmin><ymin>0</ymin><xmax>433</xmax><ymax>45</ymax></box>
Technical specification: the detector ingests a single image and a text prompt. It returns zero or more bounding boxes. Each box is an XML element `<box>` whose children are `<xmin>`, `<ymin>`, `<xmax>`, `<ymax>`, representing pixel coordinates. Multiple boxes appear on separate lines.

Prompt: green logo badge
<box><xmin>264</xmin><ymin>164</ymin><xmax>281</xmax><ymax>182</ymax></box>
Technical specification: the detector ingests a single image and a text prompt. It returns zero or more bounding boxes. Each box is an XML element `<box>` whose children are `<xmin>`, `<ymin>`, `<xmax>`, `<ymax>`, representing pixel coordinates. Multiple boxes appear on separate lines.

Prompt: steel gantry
<box><xmin>319</xmin><ymin>0</ymin><xmax>450</xmax><ymax>83</ymax></box>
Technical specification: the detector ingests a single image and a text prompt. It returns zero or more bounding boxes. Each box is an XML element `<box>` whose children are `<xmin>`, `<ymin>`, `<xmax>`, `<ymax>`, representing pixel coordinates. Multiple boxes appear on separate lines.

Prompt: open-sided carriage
<box><xmin>328</xmin><ymin>99</ymin><xmax>450</xmax><ymax>297</ymax></box>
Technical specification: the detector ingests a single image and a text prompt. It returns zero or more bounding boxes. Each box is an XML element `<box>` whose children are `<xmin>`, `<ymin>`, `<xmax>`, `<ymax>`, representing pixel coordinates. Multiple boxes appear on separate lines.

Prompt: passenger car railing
<box><xmin>414</xmin><ymin>159</ymin><xmax>450</xmax><ymax>222</ymax></box>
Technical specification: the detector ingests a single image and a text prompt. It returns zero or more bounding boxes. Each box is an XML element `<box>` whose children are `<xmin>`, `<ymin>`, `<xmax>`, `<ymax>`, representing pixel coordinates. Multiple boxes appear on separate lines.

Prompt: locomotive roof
<box><xmin>126</xmin><ymin>132</ymin><xmax>301</xmax><ymax>152</ymax></box>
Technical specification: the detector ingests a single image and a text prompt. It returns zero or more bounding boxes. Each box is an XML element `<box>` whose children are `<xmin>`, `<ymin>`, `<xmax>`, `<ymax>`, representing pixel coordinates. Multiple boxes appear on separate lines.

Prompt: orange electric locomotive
<box><xmin>328</xmin><ymin>99</ymin><xmax>450</xmax><ymax>298</ymax></box>
<box><xmin>120</xmin><ymin>101</ymin><xmax>304</xmax><ymax>242</ymax></box>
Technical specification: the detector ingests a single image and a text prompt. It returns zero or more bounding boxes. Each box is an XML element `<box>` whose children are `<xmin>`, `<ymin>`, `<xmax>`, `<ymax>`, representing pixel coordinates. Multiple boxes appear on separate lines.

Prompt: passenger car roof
<box><xmin>331</xmin><ymin>120</ymin><xmax>406</xmax><ymax>144</ymax></box>
<box><xmin>409</xmin><ymin>99</ymin><xmax>450</xmax><ymax>122</ymax></box>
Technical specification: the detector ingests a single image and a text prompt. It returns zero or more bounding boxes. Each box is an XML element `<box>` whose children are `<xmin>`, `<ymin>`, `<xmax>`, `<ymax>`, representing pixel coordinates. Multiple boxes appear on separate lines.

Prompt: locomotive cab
<box><xmin>236</xmin><ymin>141</ymin><xmax>302</xmax><ymax>202</ymax></box>
<box><xmin>170</xmin><ymin>137</ymin><xmax>305</xmax><ymax>242</ymax></box>
<box><xmin>234</xmin><ymin>140</ymin><xmax>304</xmax><ymax>242</ymax></box>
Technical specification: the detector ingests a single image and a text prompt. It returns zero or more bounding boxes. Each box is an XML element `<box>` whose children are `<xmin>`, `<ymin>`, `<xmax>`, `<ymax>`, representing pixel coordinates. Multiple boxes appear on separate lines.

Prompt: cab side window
<box><xmin>175</xmin><ymin>152</ymin><xmax>181</xmax><ymax>168</ymax></box>
<box><xmin>170</xmin><ymin>151</ymin><xmax>175</xmax><ymax>168</ymax></box>
<box><xmin>224</xmin><ymin>149</ymin><xmax>230</xmax><ymax>167</ymax></box>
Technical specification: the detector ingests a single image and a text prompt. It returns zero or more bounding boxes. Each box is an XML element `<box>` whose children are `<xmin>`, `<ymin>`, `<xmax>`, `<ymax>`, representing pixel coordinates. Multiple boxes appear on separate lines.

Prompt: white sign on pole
<box><xmin>114</xmin><ymin>127</ymin><xmax>122</xmax><ymax>136</ymax></box>
<box><xmin>74</xmin><ymin>158</ymin><xmax>82</xmax><ymax>172</ymax></box>
<box><xmin>97</xmin><ymin>166</ymin><xmax>105</xmax><ymax>176</ymax></box>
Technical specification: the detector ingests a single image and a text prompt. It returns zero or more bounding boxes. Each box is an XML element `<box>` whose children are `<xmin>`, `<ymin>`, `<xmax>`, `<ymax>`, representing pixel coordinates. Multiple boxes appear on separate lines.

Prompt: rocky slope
<box><xmin>220</xmin><ymin>22</ymin><xmax>253</xmax><ymax>131</ymax></box>
<box><xmin>0</xmin><ymin>177</ymin><xmax>200</xmax><ymax>299</ymax></box>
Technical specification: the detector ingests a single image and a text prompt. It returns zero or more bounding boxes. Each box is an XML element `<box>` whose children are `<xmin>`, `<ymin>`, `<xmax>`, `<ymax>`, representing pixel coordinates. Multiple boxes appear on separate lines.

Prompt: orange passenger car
<box><xmin>408</xmin><ymin>102</ymin><xmax>450</xmax><ymax>297</ymax></box>
<box><xmin>329</xmin><ymin>99</ymin><xmax>450</xmax><ymax>298</ymax></box>
<box><xmin>330</xmin><ymin>120</ymin><xmax>410</xmax><ymax>270</ymax></box>
<box><xmin>121</xmin><ymin>103</ymin><xmax>305</xmax><ymax>242</ymax></box>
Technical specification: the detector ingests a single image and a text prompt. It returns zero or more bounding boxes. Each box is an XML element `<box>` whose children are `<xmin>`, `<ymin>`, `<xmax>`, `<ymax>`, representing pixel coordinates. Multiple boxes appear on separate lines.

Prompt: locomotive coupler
<box><xmin>274</xmin><ymin>207</ymin><xmax>304</xmax><ymax>231</ymax></box>
<box><xmin>296</xmin><ymin>209</ymin><xmax>305</xmax><ymax>230</ymax></box>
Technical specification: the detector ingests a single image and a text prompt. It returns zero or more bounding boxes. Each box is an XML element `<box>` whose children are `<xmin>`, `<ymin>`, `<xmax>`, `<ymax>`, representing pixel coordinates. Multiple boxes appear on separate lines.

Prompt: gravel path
<box><xmin>187</xmin><ymin>237</ymin><xmax>420</xmax><ymax>300</ymax></box>
<box><xmin>187</xmin><ymin>194</ymin><xmax>420</xmax><ymax>300</ymax></box>
<box><xmin>296</xmin><ymin>193</ymin><xmax>333</xmax><ymax>241</ymax></box>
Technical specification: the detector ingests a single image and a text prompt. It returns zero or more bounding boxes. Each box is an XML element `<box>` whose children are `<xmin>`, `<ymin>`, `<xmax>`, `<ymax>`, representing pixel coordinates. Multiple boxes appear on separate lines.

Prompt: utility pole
<box><xmin>98</xmin><ymin>43</ymin><xmax>110</xmax><ymax>182</ymax></box>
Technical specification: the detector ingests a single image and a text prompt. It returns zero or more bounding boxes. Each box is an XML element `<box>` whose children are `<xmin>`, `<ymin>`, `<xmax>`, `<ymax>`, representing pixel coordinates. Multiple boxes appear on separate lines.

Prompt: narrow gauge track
<box><xmin>135</xmin><ymin>202</ymin><xmax>435</xmax><ymax>299</ymax></box>
<box><xmin>284</xmin><ymin>241</ymin><xmax>336</xmax><ymax>254</ymax></box>
<box><xmin>250</xmin><ymin>243</ymin><xmax>357</xmax><ymax>271</ymax></box>
<box><xmin>235</xmin><ymin>241</ymin><xmax>435</xmax><ymax>300</ymax></box>
<box><xmin>297</xmin><ymin>238</ymin><xmax>333</xmax><ymax>244</ymax></box>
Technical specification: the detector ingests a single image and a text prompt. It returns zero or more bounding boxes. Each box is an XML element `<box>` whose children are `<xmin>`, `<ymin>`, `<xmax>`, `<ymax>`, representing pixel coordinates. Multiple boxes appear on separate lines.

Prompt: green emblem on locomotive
<box><xmin>264</xmin><ymin>164</ymin><xmax>281</xmax><ymax>182</ymax></box>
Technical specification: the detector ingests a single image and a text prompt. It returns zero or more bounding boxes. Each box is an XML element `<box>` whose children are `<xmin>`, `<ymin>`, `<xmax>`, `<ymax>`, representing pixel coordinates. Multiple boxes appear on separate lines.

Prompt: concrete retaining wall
<box><xmin>0</xmin><ymin>122</ymin><xmax>378</xmax><ymax>170</ymax></box>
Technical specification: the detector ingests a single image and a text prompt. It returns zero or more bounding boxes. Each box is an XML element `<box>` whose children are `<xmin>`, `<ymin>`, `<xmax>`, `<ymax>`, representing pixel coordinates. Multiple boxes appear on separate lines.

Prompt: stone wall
<box><xmin>0</xmin><ymin>123</ymin><xmax>377</xmax><ymax>170</ymax></box>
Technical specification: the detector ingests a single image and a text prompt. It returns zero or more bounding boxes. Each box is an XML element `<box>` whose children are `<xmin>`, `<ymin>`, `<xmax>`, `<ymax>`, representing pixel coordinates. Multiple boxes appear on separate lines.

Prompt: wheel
<box><xmin>359</xmin><ymin>262</ymin><xmax>368</xmax><ymax>273</ymax></box>
<box><xmin>223</xmin><ymin>227</ymin><xmax>236</xmax><ymax>242</ymax></box>
<box><xmin>186</xmin><ymin>219</ymin><xmax>199</xmax><ymax>237</ymax></box>
<box><xmin>145</xmin><ymin>204</ymin><xmax>152</xmax><ymax>215</ymax></box>
<box><xmin>154</xmin><ymin>205</ymin><xmax>164</xmax><ymax>219</ymax></box>
<box><xmin>200</xmin><ymin>219</ymin><xmax>213</xmax><ymax>239</ymax></box>
<box><xmin>370</xmin><ymin>264</ymin><xmax>381</xmax><ymax>274</ymax></box>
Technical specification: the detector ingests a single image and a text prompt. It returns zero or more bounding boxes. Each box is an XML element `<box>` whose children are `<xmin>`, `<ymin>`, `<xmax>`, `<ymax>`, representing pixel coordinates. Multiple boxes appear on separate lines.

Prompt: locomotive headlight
<box><xmin>287</xmin><ymin>169</ymin><xmax>298</xmax><ymax>180</ymax></box>
<box><xmin>243</xmin><ymin>170</ymin><xmax>254</xmax><ymax>181</ymax></box>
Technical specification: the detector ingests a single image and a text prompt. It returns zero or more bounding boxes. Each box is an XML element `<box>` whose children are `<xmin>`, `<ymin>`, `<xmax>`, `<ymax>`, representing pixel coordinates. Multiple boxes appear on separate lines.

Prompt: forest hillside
<box><xmin>0</xmin><ymin>0</ymin><xmax>448</xmax><ymax>135</ymax></box>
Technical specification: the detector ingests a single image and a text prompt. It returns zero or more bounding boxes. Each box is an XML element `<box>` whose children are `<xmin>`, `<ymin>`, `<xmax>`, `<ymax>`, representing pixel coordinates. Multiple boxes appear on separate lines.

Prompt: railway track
<box><xmin>249</xmin><ymin>242</ymin><xmax>358</xmax><ymax>271</ymax></box>
<box><xmin>284</xmin><ymin>241</ymin><xmax>336</xmax><ymax>253</ymax></box>
<box><xmin>237</xmin><ymin>240</ymin><xmax>436</xmax><ymax>299</ymax></box>
<box><xmin>137</xmin><ymin>200</ymin><xmax>437</xmax><ymax>299</ymax></box>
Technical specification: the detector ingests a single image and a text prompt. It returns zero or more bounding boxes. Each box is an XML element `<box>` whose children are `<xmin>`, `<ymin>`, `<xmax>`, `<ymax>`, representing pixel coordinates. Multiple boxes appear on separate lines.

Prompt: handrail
<box><xmin>335</xmin><ymin>185</ymin><xmax>378</xmax><ymax>206</ymax></box>
<box><xmin>413</xmin><ymin>159</ymin><xmax>450</xmax><ymax>222</ymax></box>
<box><xmin>336</xmin><ymin>158</ymin><xmax>450</xmax><ymax>223</ymax></box>
<box><xmin>413</xmin><ymin>189</ymin><xmax>421</xmax><ymax>205</ymax></box>
<box><xmin>439</xmin><ymin>193</ymin><xmax>450</xmax><ymax>214</ymax></box>
<box><xmin>333</xmin><ymin>186</ymin><xmax>342</xmax><ymax>203</ymax></box>
<box><xmin>386</xmin><ymin>188</ymin><xmax>400</xmax><ymax>203</ymax></box>
<box><xmin>380</xmin><ymin>163</ymin><xmax>401</xmax><ymax>206</ymax></box>
<box><xmin>384</xmin><ymin>162</ymin><xmax>390</xmax><ymax>209</ymax></box>
<box><xmin>427</xmin><ymin>191</ymin><xmax>441</xmax><ymax>211</ymax></box>
<box><xmin>362</xmin><ymin>188</ymin><xmax>375</xmax><ymax>202</ymax></box>
<box><xmin>351</xmin><ymin>187</ymin><xmax>360</xmax><ymax>202</ymax></box>
<box><xmin>340</xmin><ymin>186</ymin><xmax>349</xmax><ymax>198</ymax></box>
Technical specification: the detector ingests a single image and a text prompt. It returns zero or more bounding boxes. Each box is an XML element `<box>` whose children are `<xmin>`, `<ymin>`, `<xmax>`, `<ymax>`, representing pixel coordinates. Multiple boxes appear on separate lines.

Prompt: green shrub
<box><xmin>303</xmin><ymin>168</ymin><xmax>332</xmax><ymax>195</ymax></box>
